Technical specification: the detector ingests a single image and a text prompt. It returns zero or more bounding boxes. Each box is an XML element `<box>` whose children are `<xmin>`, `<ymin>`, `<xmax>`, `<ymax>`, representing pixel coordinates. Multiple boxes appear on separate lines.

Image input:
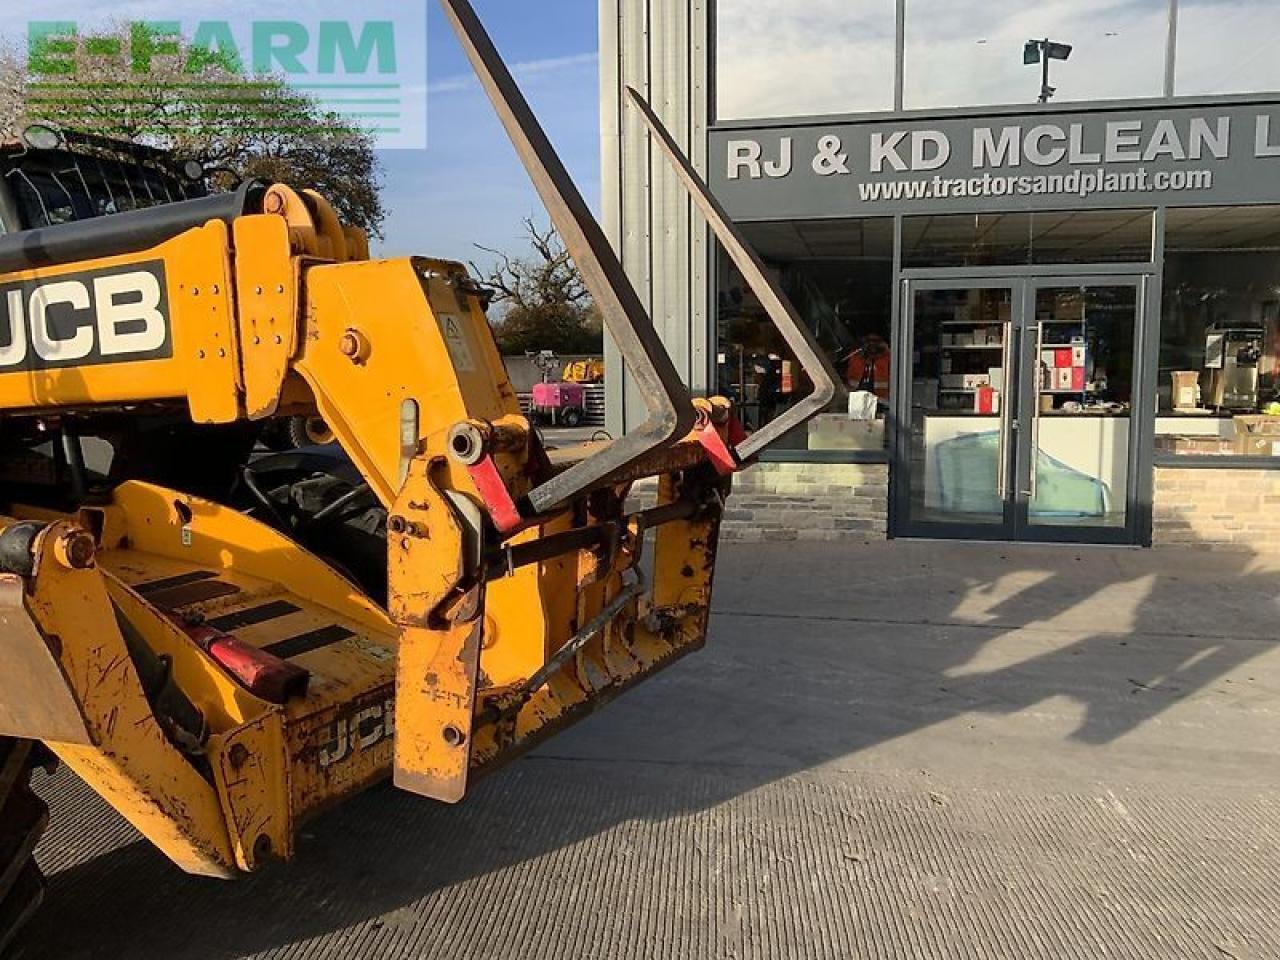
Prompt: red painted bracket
<box><xmin>696</xmin><ymin>419</ymin><xmax>741</xmax><ymax>477</ymax></box>
<box><xmin>466</xmin><ymin>455</ymin><xmax>525</xmax><ymax>535</ymax></box>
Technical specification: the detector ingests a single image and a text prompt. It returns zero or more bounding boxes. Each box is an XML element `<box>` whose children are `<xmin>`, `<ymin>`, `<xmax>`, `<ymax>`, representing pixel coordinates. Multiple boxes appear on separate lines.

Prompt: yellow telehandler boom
<box><xmin>0</xmin><ymin>1</ymin><xmax>841</xmax><ymax>951</ymax></box>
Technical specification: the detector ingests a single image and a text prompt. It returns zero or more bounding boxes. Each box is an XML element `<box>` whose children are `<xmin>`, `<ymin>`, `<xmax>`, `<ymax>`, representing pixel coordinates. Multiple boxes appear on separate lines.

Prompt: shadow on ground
<box><xmin>17</xmin><ymin>532</ymin><xmax>1280</xmax><ymax>959</ymax></box>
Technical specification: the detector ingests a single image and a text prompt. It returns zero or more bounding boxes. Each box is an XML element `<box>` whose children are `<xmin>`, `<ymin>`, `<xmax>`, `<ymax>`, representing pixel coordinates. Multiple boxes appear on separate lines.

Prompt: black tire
<box><xmin>0</xmin><ymin>739</ymin><xmax>46</xmax><ymax>958</ymax></box>
<box><xmin>561</xmin><ymin>407</ymin><xmax>584</xmax><ymax>428</ymax></box>
<box><xmin>286</xmin><ymin>416</ymin><xmax>335</xmax><ymax>449</ymax></box>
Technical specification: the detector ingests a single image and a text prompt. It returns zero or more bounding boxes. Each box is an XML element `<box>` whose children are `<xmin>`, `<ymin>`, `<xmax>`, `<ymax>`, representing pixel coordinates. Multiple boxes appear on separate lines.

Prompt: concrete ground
<box><xmin>17</xmin><ymin>539</ymin><xmax>1280</xmax><ymax>960</ymax></box>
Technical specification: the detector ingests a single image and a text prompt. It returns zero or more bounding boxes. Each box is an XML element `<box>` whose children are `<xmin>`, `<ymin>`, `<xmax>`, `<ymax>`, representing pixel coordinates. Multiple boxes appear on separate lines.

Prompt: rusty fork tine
<box><xmin>437</xmin><ymin>0</ymin><xmax>697</xmax><ymax>515</ymax></box>
<box><xmin>624</xmin><ymin>86</ymin><xmax>846</xmax><ymax>463</ymax></box>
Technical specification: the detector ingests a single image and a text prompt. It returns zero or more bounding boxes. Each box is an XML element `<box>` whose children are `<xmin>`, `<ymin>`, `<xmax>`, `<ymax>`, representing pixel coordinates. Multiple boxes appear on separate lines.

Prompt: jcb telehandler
<box><xmin>0</xmin><ymin>1</ymin><xmax>840</xmax><ymax>952</ymax></box>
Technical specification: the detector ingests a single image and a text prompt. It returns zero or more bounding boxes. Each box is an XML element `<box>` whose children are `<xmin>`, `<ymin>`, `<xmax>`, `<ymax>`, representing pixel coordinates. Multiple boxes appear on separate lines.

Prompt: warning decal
<box><xmin>438</xmin><ymin>313</ymin><xmax>476</xmax><ymax>372</ymax></box>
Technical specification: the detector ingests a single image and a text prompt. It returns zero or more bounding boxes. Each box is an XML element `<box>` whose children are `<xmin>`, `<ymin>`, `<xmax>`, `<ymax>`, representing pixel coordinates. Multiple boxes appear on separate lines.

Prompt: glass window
<box><xmin>1157</xmin><ymin>206</ymin><xmax>1280</xmax><ymax>458</ymax></box>
<box><xmin>7</xmin><ymin>169</ymin><xmax>78</xmax><ymax>227</ymax></box>
<box><xmin>1175</xmin><ymin>1</ymin><xmax>1280</xmax><ymax>96</ymax></box>
<box><xmin>715</xmin><ymin>0</ymin><xmax>895</xmax><ymax>120</ymax></box>
<box><xmin>717</xmin><ymin>218</ymin><xmax>894</xmax><ymax>452</ymax></box>
<box><xmin>904</xmin><ymin>0</ymin><xmax>1167</xmax><ymax>110</ymax></box>
<box><xmin>902</xmin><ymin>210</ymin><xmax>1154</xmax><ymax>268</ymax></box>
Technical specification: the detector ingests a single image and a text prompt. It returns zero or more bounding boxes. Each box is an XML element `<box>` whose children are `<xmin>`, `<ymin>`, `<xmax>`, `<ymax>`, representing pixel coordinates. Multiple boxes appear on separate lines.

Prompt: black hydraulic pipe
<box><xmin>60</xmin><ymin>425</ymin><xmax>87</xmax><ymax>504</ymax></box>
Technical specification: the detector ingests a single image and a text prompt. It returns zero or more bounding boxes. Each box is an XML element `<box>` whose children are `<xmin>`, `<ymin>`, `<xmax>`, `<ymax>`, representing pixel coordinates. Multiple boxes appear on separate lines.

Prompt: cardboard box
<box><xmin>1236</xmin><ymin>434</ymin><xmax>1274</xmax><ymax>456</ymax></box>
<box><xmin>1054</xmin><ymin>348</ymin><xmax>1073</xmax><ymax>368</ymax></box>
<box><xmin>1171</xmin><ymin>371</ymin><xmax>1200</xmax><ymax>411</ymax></box>
<box><xmin>1071</xmin><ymin>345</ymin><xmax>1087</xmax><ymax>366</ymax></box>
<box><xmin>807</xmin><ymin>414</ymin><xmax>886</xmax><ymax>451</ymax></box>
<box><xmin>962</xmin><ymin>373</ymin><xmax>990</xmax><ymax>389</ymax></box>
<box><xmin>1155</xmin><ymin>436</ymin><xmax>1235</xmax><ymax>455</ymax></box>
<box><xmin>1232</xmin><ymin>416</ymin><xmax>1280</xmax><ymax>455</ymax></box>
<box><xmin>975</xmin><ymin>386</ymin><xmax>1000</xmax><ymax>414</ymax></box>
<box><xmin>1054</xmin><ymin>368</ymin><xmax>1073</xmax><ymax>390</ymax></box>
<box><xmin>1071</xmin><ymin>367</ymin><xmax>1086</xmax><ymax>391</ymax></box>
<box><xmin>1234</xmin><ymin>415</ymin><xmax>1280</xmax><ymax>437</ymax></box>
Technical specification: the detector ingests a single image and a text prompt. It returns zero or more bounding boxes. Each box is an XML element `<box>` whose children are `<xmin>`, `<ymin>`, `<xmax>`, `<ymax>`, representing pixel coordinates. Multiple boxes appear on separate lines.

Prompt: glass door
<box><xmin>901</xmin><ymin>281</ymin><xmax>1021</xmax><ymax>537</ymax></box>
<box><xmin>897</xmin><ymin>275</ymin><xmax>1146</xmax><ymax>543</ymax></box>
<box><xmin>1015</xmin><ymin>279</ymin><xmax>1143</xmax><ymax>541</ymax></box>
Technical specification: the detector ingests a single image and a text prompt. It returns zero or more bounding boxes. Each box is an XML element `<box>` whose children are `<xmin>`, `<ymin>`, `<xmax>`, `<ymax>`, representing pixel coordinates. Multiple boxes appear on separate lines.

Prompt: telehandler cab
<box><xmin>0</xmin><ymin>1</ymin><xmax>841</xmax><ymax>951</ymax></box>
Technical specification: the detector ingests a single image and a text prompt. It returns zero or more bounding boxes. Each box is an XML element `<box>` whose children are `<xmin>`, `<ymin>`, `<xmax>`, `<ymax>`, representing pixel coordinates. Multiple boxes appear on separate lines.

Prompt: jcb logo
<box><xmin>317</xmin><ymin>693</ymin><xmax>396</xmax><ymax>769</ymax></box>
<box><xmin>0</xmin><ymin>261</ymin><xmax>172</xmax><ymax>371</ymax></box>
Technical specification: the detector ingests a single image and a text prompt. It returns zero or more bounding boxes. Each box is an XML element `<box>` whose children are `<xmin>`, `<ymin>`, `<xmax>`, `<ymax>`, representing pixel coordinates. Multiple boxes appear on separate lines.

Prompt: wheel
<box><xmin>0</xmin><ymin>739</ymin><xmax>47</xmax><ymax>958</ymax></box>
<box><xmin>560</xmin><ymin>407</ymin><xmax>584</xmax><ymax>428</ymax></box>
<box><xmin>287</xmin><ymin>416</ymin><xmax>335</xmax><ymax>449</ymax></box>
<box><xmin>257</xmin><ymin>420</ymin><xmax>293</xmax><ymax>452</ymax></box>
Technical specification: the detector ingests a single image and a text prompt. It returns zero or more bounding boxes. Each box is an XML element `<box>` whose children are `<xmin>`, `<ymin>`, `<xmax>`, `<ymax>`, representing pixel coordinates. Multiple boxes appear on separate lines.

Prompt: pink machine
<box><xmin>531</xmin><ymin>381</ymin><xmax>587</xmax><ymax>427</ymax></box>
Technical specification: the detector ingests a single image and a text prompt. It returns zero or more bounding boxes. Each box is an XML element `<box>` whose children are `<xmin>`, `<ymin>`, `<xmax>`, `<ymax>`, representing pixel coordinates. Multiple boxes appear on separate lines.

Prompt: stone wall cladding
<box><xmin>1153</xmin><ymin>467</ymin><xmax>1280</xmax><ymax>553</ymax></box>
<box><xmin>720</xmin><ymin>462</ymin><xmax>889</xmax><ymax>543</ymax></box>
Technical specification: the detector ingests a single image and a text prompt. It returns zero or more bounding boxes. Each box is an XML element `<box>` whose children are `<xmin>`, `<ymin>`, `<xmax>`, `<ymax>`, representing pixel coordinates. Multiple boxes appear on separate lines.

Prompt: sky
<box><xmin>381</xmin><ymin>0</ymin><xmax>600</xmax><ymax>266</ymax></box>
<box><xmin>716</xmin><ymin>0</ymin><xmax>1280</xmax><ymax>119</ymax></box>
<box><xmin>6</xmin><ymin>0</ymin><xmax>603</xmax><ymax>270</ymax></box>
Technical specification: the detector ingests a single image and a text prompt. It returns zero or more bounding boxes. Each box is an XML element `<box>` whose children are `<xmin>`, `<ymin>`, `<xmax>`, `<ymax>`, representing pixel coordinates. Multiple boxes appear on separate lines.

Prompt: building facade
<box><xmin>601</xmin><ymin>0</ymin><xmax>1280</xmax><ymax>551</ymax></box>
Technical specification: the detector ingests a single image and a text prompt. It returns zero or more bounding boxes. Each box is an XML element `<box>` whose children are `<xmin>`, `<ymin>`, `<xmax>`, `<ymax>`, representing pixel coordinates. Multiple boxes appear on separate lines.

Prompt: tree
<box><xmin>0</xmin><ymin>24</ymin><xmax>384</xmax><ymax>236</ymax></box>
<box><xmin>474</xmin><ymin>218</ymin><xmax>604</xmax><ymax>356</ymax></box>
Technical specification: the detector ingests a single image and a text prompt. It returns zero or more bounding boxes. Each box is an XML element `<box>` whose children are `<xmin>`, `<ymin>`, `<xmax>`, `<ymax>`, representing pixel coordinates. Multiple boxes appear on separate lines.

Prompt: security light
<box><xmin>1025</xmin><ymin>38</ymin><xmax>1073</xmax><ymax>102</ymax></box>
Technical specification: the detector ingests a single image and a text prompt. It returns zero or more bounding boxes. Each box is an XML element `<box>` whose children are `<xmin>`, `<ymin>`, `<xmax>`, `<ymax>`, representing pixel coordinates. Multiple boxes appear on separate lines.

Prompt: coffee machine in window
<box><xmin>1205</xmin><ymin>324</ymin><xmax>1265</xmax><ymax>411</ymax></box>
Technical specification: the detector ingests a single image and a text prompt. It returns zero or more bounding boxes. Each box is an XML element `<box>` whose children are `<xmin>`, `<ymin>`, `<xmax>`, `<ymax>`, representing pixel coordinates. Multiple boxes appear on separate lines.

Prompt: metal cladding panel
<box><xmin>600</xmin><ymin>0</ymin><xmax>713</xmax><ymax>436</ymax></box>
<box><xmin>600</xmin><ymin>0</ymin><xmax>626</xmax><ymax>436</ymax></box>
<box><xmin>619</xmin><ymin>0</ymin><xmax>652</xmax><ymax>437</ymax></box>
<box><xmin>690</xmin><ymin>0</ymin><xmax>711</xmax><ymax>390</ymax></box>
<box><xmin>652</xmin><ymin>0</ymin><xmax>689</xmax><ymax>379</ymax></box>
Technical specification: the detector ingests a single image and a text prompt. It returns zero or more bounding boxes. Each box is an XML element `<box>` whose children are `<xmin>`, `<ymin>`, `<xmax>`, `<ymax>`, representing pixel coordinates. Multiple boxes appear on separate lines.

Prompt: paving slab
<box><xmin>15</xmin><ymin>540</ymin><xmax>1280</xmax><ymax>960</ymax></box>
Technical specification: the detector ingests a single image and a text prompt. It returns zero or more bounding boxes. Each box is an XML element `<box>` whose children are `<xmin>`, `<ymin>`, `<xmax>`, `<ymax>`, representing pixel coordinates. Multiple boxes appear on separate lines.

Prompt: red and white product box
<box><xmin>1071</xmin><ymin>366</ymin><xmax>1086</xmax><ymax>391</ymax></box>
<box><xmin>1054</xmin><ymin>348</ymin><xmax>1073</xmax><ymax>368</ymax></box>
<box><xmin>1054</xmin><ymin>368</ymin><xmax>1073</xmax><ymax>389</ymax></box>
<box><xmin>1071</xmin><ymin>346</ymin><xmax>1087</xmax><ymax>366</ymax></box>
<box><xmin>975</xmin><ymin>386</ymin><xmax>1000</xmax><ymax>414</ymax></box>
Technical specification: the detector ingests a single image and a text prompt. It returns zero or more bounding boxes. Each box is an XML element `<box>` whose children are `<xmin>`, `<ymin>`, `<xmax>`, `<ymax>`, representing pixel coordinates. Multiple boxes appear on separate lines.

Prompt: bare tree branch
<box><xmin>474</xmin><ymin>219</ymin><xmax>603</xmax><ymax>356</ymax></box>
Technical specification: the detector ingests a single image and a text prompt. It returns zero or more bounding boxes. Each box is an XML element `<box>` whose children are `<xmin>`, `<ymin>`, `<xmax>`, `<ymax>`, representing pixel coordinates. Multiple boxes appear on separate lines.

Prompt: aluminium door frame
<box><xmin>891</xmin><ymin>265</ymin><xmax>1157</xmax><ymax>545</ymax></box>
<box><xmin>1012</xmin><ymin>274</ymin><xmax>1148</xmax><ymax>546</ymax></box>
<box><xmin>893</xmin><ymin>275</ymin><xmax>1025</xmax><ymax>542</ymax></box>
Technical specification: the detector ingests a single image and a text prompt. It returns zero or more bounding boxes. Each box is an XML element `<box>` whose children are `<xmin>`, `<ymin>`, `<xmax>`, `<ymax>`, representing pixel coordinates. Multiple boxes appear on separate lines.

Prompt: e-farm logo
<box><xmin>24</xmin><ymin>13</ymin><xmax>426</xmax><ymax>150</ymax></box>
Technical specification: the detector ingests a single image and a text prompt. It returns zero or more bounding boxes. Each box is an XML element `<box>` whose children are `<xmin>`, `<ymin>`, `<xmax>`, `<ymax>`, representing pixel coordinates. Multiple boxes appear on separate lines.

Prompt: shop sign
<box><xmin>709</xmin><ymin>102</ymin><xmax>1280</xmax><ymax>219</ymax></box>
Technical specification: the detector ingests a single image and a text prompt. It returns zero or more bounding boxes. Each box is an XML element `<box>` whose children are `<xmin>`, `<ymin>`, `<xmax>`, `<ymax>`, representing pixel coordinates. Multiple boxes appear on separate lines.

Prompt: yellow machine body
<box><xmin>0</xmin><ymin>183</ymin><xmax>728</xmax><ymax>879</ymax></box>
